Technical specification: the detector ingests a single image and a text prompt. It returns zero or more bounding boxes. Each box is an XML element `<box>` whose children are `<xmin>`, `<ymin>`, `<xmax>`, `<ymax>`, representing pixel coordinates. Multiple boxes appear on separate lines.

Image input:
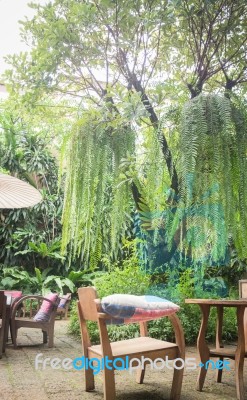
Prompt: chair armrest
<box><xmin>97</xmin><ymin>312</ymin><xmax>114</xmax><ymax>320</ymax></box>
<box><xmin>93</xmin><ymin>299</ymin><xmax>112</xmax><ymax>320</ymax></box>
<box><xmin>168</xmin><ymin>314</ymin><xmax>185</xmax><ymax>358</ymax></box>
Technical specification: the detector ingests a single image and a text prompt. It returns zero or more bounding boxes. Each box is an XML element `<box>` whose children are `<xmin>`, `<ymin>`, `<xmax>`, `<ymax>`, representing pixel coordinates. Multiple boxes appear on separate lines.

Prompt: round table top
<box><xmin>185</xmin><ymin>298</ymin><xmax>247</xmax><ymax>306</ymax></box>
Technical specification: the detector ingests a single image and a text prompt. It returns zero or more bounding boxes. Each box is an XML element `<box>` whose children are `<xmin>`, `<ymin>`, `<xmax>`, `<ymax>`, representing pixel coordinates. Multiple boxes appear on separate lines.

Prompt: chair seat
<box><xmin>89</xmin><ymin>336</ymin><xmax>178</xmax><ymax>359</ymax></box>
<box><xmin>14</xmin><ymin>317</ymin><xmax>51</xmax><ymax>329</ymax></box>
<box><xmin>210</xmin><ymin>347</ymin><xmax>247</xmax><ymax>358</ymax></box>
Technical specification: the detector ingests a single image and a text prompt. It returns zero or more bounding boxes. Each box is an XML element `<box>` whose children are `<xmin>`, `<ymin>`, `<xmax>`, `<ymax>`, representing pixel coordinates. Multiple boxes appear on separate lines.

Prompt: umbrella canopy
<box><xmin>0</xmin><ymin>173</ymin><xmax>42</xmax><ymax>209</ymax></box>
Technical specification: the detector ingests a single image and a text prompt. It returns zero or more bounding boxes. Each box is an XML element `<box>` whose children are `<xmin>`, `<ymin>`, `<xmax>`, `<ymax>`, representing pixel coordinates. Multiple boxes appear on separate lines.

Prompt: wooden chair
<box><xmin>28</xmin><ymin>294</ymin><xmax>71</xmax><ymax>320</ymax></box>
<box><xmin>212</xmin><ymin>280</ymin><xmax>247</xmax><ymax>395</ymax></box>
<box><xmin>10</xmin><ymin>295</ymin><xmax>59</xmax><ymax>348</ymax></box>
<box><xmin>0</xmin><ymin>291</ymin><xmax>7</xmax><ymax>358</ymax></box>
<box><xmin>77</xmin><ymin>287</ymin><xmax>185</xmax><ymax>400</ymax></box>
<box><xmin>239</xmin><ymin>280</ymin><xmax>247</xmax><ymax>350</ymax></box>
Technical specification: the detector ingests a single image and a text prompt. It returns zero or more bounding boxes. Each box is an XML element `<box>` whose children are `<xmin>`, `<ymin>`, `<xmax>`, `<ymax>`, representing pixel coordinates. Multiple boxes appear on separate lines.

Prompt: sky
<box><xmin>0</xmin><ymin>0</ymin><xmax>45</xmax><ymax>76</ymax></box>
<box><xmin>0</xmin><ymin>0</ymin><xmax>106</xmax><ymax>98</ymax></box>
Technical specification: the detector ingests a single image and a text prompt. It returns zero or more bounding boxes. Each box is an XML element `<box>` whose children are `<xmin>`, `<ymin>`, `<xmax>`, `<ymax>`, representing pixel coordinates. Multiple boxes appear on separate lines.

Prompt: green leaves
<box><xmin>15</xmin><ymin>240</ymin><xmax>64</xmax><ymax>261</ymax></box>
<box><xmin>0</xmin><ymin>266</ymin><xmax>75</xmax><ymax>295</ymax></box>
<box><xmin>2</xmin><ymin>0</ymin><xmax>247</xmax><ymax>272</ymax></box>
<box><xmin>179</xmin><ymin>93</ymin><xmax>247</xmax><ymax>262</ymax></box>
<box><xmin>61</xmin><ymin>109</ymin><xmax>135</xmax><ymax>266</ymax></box>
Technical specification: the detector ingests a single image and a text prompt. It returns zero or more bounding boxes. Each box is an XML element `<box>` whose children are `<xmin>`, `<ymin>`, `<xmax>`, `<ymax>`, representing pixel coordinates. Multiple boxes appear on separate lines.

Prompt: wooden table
<box><xmin>185</xmin><ymin>299</ymin><xmax>247</xmax><ymax>400</ymax></box>
<box><xmin>4</xmin><ymin>294</ymin><xmax>23</xmax><ymax>347</ymax></box>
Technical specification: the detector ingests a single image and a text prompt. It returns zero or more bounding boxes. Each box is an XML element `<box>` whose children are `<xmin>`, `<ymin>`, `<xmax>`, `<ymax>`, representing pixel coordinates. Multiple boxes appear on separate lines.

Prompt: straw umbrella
<box><xmin>0</xmin><ymin>173</ymin><xmax>42</xmax><ymax>208</ymax></box>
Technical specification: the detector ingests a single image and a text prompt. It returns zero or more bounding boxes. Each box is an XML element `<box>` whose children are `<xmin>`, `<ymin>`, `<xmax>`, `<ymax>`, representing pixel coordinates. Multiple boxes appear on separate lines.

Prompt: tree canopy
<box><xmin>3</xmin><ymin>0</ymin><xmax>247</xmax><ymax>269</ymax></box>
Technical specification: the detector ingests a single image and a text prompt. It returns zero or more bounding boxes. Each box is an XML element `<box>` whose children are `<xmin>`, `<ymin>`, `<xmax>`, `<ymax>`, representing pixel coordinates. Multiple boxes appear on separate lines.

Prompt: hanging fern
<box><xmin>61</xmin><ymin>109</ymin><xmax>135</xmax><ymax>267</ymax></box>
<box><xmin>61</xmin><ymin>94</ymin><xmax>247</xmax><ymax>269</ymax></box>
<box><xmin>179</xmin><ymin>93</ymin><xmax>247</xmax><ymax>262</ymax></box>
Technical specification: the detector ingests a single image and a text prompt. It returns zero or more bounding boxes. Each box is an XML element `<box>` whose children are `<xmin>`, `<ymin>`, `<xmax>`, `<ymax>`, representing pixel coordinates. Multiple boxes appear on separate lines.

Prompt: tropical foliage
<box><xmin>2</xmin><ymin>1</ymin><xmax>247</xmax><ymax>277</ymax></box>
<box><xmin>0</xmin><ymin>99</ymin><xmax>68</xmax><ymax>280</ymax></box>
<box><xmin>0</xmin><ymin>266</ymin><xmax>74</xmax><ymax>295</ymax></box>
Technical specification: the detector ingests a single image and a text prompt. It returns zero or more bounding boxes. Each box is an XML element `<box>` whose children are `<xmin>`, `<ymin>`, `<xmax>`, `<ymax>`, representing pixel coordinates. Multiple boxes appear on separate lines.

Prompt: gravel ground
<box><xmin>0</xmin><ymin>320</ymin><xmax>246</xmax><ymax>400</ymax></box>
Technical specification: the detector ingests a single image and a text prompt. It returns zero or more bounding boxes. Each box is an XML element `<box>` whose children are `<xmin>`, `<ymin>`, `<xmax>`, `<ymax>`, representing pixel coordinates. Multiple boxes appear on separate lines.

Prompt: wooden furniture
<box><xmin>185</xmin><ymin>298</ymin><xmax>247</xmax><ymax>400</ymax></box>
<box><xmin>28</xmin><ymin>294</ymin><xmax>71</xmax><ymax>320</ymax></box>
<box><xmin>3</xmin><ymin>295</ymin><xmax>13</xmax><ymax>346</ymax></box>
<box><xmin>77</xmin><ymin>287</ymin><xmax>185</xmax><ymax>400</ymax></box>
<box><xmin>239</xmin><ymin>280</ymin><xmax>247</xmax><ymax>350</ymax></box>
<box><xmin>3</xmin><ymin>291</ymin><xmax>24</xmax><ymax>343</ymax></box>
<box><xmin>10</xmin><ymin>295</ymin><xmax>59</xmax><ymax>348</ymax></box>
<box><xmin>28</xmin><ymin>298</ymin><xmax>42</xmax><ymax>318</ymax></box>
<box><xmin>0</xmin><ymin>291</ymin><xmax>7</xmax><ymax>358</ymax></box>
<box><xmin>57</xmin><ymin>293</ymin><xmax>71</xmax><ymax>320</ymax></box>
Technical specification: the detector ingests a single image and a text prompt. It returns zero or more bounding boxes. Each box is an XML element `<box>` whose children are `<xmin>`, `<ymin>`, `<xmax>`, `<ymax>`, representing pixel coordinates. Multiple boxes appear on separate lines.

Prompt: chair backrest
<box><xmin>77</xmin><ymin>287</ymin><xmax>99</xmax><ymax>322</ymax></box>
<box><xmin>239</xmin><ymin>280</ymin><xmax>247</xmax><ymax>298</ymax></box>
<box><xmin>239</xmin><ymin>280</ymin><xmax>247</xmax><ymax>350</ymax></box>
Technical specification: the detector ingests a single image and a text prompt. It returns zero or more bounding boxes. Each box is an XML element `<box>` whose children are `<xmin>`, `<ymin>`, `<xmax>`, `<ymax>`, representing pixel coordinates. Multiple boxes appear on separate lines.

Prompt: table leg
<box><xmin>197</xmin><ymin>304</ymin><xmax>211</xmax><ymax>391</ymax></box>
<box><xmin>216</xmin><ymin>306</ymin><xmax>224</xmax><ymax>383</ymax></box>
<box><xmin>235</xmin><ymin>305</ymin><xmax>245</xmax><ymax>400</ymax></box>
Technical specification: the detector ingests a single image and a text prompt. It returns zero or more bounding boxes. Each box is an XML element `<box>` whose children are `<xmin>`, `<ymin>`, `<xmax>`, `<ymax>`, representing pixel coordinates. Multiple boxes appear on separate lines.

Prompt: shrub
<box><xmin>95</xmin><ymin>265</ymin><xmax>150</xmax><ymax>298</ymax></box>
<box><xmin>68</xmin><ymin>264</ymin><xmax>238</xmax><ymax>345</ymax></box>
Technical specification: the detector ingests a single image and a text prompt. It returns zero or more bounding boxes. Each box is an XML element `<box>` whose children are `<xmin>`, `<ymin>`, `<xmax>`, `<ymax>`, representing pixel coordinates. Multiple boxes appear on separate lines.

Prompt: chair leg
<box><xmin>10</xmin><ymin>322</ymin><xmax>14</xmax><ymax>345</ymax></box>
<box><xmin>235</xmin><ymin>352</ymin><xmax>244</xmax><ymax>400</ymax></box>
<box><xmin>136</xmin><ymin>367</ymin><xmax>145</xmax><ymax>384</ymax></box>
<box><xmin>0</xmin><ymin>327</ymin><xmax>4</xmax><ymax>358</ymax></box>
<box><xmin>48</xmin><ymin>328</ymin><xmax>54</xmax><ymax>348</ymax></box>
<box><xmin>103</xmin><ymin>367</ymin><xmax>116</xmax><ymax>400</ymax></box>
<box><xmin>10</xmin><ymin>322</ymin><xmax>18</xmax><ymax>349</ymax></box>
<box><xmin>42</xmin><ymin>330</ymin><xmax>48</xmax><ymax>344</ymax></box>
<box><xmin>235</xmin><ymin>305</ymin><xmax>245</xmax><ymax>400</ymax></box>
<box><xmin>13</xmin><ymin>334</ymin><xmax>18</xmax><ymax>348</ymax></box>
<box><xmin>216</xmin><ymin>357</ymin><xmax>224</xmax><ymax>383</ymax></box>
<box><xmin>170</xmin><ymin>366</ymin><xmax>184</xmax><ymax>400</ymax></box>
<box><xmin>1</xmin><ymin>323</ymin><xmax>6</xmax><ymax>354</ymax></box>
<box><xmin>85</xmin><ymin>367</ymin><xmax>95</xmax><ymax>391</ymax></box>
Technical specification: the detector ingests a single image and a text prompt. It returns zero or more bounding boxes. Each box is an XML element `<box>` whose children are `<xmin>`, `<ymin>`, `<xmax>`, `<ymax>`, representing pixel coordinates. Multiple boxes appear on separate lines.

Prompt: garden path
<box><xmin>0</xmin><ymin>320</ymin><xmax>246</xmax><ymax>400</ymax></box>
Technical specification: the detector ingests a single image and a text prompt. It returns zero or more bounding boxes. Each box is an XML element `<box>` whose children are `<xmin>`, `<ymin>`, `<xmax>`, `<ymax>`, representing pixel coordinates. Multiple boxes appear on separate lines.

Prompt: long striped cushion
<box><xmin>101</xmin><ymin>294</ymin><xmax>179</xmax><ymax>324</ymax></box>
